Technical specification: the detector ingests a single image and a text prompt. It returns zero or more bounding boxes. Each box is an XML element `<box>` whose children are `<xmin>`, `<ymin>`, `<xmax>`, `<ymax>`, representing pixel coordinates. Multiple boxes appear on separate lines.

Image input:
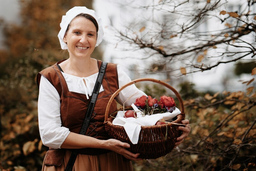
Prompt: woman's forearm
<box><xmin>60</xmin><ymin>132</ymin><xmax>105</xmax><ymax>149</ymax></box>
<box><xmin>60</xmin><ymin>132</ymin><xmax>140</xmax><ymax>161</ymax></box>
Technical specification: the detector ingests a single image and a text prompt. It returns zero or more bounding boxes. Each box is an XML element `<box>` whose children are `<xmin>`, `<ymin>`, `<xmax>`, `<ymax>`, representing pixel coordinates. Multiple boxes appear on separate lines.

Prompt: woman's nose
<box><xmin>80</xmin><ymin>35</ymin><xmax>88</xmax><ymax>43</ymax></box>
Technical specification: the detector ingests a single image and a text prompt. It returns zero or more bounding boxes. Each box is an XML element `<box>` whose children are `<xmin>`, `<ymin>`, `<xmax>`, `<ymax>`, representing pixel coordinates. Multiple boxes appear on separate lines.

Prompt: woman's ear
<box><xmin>63</xmin><ymin>36</ymin><xmax>67</xmax><ymax>44</ymax></box>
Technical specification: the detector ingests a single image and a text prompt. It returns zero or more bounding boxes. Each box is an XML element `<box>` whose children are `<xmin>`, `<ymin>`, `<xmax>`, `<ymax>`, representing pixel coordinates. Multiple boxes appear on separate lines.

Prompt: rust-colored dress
<box><xmin>38</xmin><ymin>60</ymin><xmax>133</xmax><ymax>171</ymax></box>
<box><xmin>42</xmin><ymin>150</ymin><xmax>133</xmax><ymax>171</ymax></box>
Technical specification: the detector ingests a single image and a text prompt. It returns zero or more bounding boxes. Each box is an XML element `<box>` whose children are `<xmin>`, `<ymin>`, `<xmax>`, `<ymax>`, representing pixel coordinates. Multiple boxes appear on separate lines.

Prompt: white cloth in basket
<box><xmin>112</xmin><ymin>104</ymin><xmax>181</xmax><ymax>144</ymax></box>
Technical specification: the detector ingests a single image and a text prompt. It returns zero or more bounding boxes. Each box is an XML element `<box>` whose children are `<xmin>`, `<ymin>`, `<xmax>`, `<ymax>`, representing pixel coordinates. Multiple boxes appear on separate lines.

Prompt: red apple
<box><xmin>155</xmin><ymin>121</ymin><xmax>166</xmax><ymax>125</ymax></box>
<box><xmin>124</xmin><ymin>110</ymin><xmax>137</xmax><ymax>118</ymax></box>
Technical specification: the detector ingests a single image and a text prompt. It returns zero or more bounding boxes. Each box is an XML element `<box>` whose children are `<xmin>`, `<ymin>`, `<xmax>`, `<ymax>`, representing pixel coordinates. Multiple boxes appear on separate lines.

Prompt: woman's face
<box><xmin>63</xmin><ymin>16</ymin><xmax>97</xmax><ymax>59</ymax></box>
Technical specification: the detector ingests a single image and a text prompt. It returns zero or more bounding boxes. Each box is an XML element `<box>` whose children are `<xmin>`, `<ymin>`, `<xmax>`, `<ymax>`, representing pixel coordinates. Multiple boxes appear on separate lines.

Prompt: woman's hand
<box><xmin>175</xmin><ymin>119</ymin><xmax>191</xmax><ymax>146</ymax></box>
<box><xmin>61</xmin><ymin>133</ymin><xmax>140</xmax><ymax>160</ymax></box>
<box><xmin>103</xmin><ymin>139</ymin><xmax>141</xmax><ymax>161</ymax></box>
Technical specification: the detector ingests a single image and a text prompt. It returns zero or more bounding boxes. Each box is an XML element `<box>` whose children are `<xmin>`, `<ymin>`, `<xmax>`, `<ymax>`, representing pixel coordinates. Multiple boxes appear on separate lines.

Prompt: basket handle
<box><xmin>104</xmin><ymin>78</ymin><xmax>185</xmax><ymax>122</ymax></box>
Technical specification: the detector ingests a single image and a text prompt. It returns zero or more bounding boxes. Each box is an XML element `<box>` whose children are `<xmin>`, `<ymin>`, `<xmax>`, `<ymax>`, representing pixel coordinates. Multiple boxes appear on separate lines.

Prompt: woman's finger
<box><xmin>177</xmin><ymin>126</ymin><xmax>190</xmax><ymax>140</ymax></box>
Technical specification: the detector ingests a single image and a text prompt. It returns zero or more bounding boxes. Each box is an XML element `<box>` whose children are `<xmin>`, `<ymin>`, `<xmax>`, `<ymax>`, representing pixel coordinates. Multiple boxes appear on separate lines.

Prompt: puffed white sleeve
<box><xmin>116</xmin><ymin>65</ymin><xmax>146</xmax><ymax>106</ymax></box>
<box><xmin>38</xmin><ymin>76</ymin><xmax>70</xmax><ymax>149</ymax></box>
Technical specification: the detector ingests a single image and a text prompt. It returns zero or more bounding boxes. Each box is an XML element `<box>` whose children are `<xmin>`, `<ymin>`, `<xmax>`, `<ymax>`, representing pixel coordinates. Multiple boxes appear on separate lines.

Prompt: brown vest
<box><xmin>37</xmin><ymin>60</ymin><xmax>119</xmax><ymax>155</ymax></box>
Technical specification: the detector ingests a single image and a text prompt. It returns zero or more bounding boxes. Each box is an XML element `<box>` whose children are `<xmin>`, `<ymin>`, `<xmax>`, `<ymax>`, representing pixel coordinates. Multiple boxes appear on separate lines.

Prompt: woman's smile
<box><xmin>77</xmin><ymin>46</ymin><xmax>89</xmax><ymax>50</ymax></box>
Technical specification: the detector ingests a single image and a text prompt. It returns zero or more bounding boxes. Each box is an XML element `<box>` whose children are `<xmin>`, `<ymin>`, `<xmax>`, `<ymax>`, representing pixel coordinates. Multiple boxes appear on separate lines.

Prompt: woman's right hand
<box><xmin>61</xmin><ymin>132</ymin><xmax>140</xmax><ymax>160</ymax></box>
<box><xmin>103</xmin><ymin>139</ymin><xmax>141</xmax><ymax>161</ymax></box>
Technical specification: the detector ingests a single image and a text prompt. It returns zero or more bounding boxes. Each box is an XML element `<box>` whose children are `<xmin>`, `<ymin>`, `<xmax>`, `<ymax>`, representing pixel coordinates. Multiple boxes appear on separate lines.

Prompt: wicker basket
<box><xmin>104</xmin><ymin>78</ymin><xmax>185</xmax><ymax>159</ymax></box>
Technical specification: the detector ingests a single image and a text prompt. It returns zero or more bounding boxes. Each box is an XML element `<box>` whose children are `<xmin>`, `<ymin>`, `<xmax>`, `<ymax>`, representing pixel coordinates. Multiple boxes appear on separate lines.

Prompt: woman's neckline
<box><xmin>56</xmin><ymin>59</ymin><xmax>100</xmax><ymax>78</ymax></box>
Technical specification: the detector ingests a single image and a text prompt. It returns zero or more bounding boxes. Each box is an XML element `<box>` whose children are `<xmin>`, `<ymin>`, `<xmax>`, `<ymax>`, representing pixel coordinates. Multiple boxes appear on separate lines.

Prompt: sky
<box><xmin>0</xmin><ymin>0</ymin><xmax>20</xmax><ymax>48</ymax></box>
<box><xmin>0</xmin><ymin>0</ymin><xmax>252</xmax><ymax>93</ymax></box>
<box><xmin>93</xmin><ymin>0</ymin><xmax>252</xmax><ymax>92</ymax></box>
<box><xmin>0</xmin><ymin>0</ymin><xmax>20</xmax><ymax>23</ymax></box>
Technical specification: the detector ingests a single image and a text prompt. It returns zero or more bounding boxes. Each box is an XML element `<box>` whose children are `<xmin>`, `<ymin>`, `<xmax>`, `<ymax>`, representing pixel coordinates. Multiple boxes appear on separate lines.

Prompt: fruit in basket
<box><xmin>159</xmin><ymin>95</ymin><xmax>175</xmax><ymax>107</ymax></box>
<box><xmin>134</xmin><ymin>95</ymin><xmax>147</xmax><ymax>108</ymax></box>
<box><xmin>155</xmin><ymin>119</ymin><xmax>167</xmax><ymax>125</ymax></box>
<box><xmin>159</xmin><ymin>95</ymin><xmax>176</xmax><ymax>112</ymax></box>
<box><xmin>134</xmin><ymin>95</ymin><xmax>176</xmax><ymax>115</ymax></box>
<box><xmin>148</xmin><ymin>96</ymin><xmax>158</xmax><ymax>107</ymax></box>
<box><xmin>105</xmin><ymin>78</ymin><xmax>185</xmax><ymax>159</ymax></box>
<box><xmin>124</xmin><ymin>110</ymin><xmax>137</xmax><ymax>118</ymax></box>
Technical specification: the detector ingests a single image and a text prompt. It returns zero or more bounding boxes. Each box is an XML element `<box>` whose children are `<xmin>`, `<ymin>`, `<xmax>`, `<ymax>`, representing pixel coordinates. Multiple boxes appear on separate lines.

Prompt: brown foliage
<box><xmin>135</xmin><ymin>85</ymin><xmax>256</xmax><ymax>171</ymax></box>
<box><xmin>0</xmin><ymin>0</ymin><xmax>96</xmax><ymax>170</ymax></box>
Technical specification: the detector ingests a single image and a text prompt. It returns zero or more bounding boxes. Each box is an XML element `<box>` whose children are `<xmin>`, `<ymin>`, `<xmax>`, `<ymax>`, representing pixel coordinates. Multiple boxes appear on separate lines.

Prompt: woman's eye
<box><xmin>74</xmin><ymin>31</ymin><xmax>81</xmax><ymax>35</ymax></box>
<box><xmin>88</xmin><ymin>33</ymin><xmax>94</xmax><ymax>37</ymax></box>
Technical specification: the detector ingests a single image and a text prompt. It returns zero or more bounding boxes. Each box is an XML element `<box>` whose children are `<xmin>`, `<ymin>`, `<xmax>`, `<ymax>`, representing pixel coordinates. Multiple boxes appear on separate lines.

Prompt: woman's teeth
<box><xmin>77</xmin><ymin>46</ymin><xmax>88</xmax><ymax>50</ymax></box>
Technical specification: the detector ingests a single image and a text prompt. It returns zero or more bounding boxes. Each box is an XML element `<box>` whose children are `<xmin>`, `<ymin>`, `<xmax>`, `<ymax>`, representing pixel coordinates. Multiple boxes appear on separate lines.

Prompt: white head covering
<box><xmin>58</xmin><ymin>6</ymin><xmax>104</xmax><ymax>49</ymax></box>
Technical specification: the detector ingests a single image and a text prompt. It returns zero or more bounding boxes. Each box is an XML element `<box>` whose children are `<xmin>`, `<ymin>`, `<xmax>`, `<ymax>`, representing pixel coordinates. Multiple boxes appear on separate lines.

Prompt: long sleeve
<box><xmin>116</xmin><ymin>65</ymin><xmax>146</xmax><ymax>106</ymax></box>
<box><xmin>38</xmin><ymin>76</ymin><xmax>70</xmax><ymax>149</ymax></box>
<box><xmin>37</xmin><ymin>64</ymin><xmax>145</xmax><ymax>148</ymax></box>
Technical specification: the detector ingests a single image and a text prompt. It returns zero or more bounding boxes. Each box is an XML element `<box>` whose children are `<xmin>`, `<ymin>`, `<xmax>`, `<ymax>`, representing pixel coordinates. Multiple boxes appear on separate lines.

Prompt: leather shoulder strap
<box><xmin>65</xmin><ymin>62</ymin><xmax>108</xmax><ymax>171</ymax></box>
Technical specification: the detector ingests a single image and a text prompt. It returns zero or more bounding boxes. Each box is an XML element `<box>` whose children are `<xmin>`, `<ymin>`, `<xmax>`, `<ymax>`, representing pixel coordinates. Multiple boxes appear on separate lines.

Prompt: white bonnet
<box><xmin>57</xmin><ymin>6</ymin><xmax>104</xmax><ymax>49</ymax></box>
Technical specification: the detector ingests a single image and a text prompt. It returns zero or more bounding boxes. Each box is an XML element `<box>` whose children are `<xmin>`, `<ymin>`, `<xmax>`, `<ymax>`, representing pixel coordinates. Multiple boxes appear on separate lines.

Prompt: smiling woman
<box><xmin>37</xmin><ymin>6</ymin><xmax>147</xmax><ymax>171</ymax></box>
<box><xmin>36</xmin><ymin>6</ymin><xmax>191</xmax><ymax>171</ymax></box>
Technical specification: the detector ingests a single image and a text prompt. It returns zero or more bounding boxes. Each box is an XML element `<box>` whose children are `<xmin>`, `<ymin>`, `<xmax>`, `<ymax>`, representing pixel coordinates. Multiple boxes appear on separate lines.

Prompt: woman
<box><xmin>37</xmin><ymin>6</ymin><xmax>190</xmax><ymax>171</ymax></box>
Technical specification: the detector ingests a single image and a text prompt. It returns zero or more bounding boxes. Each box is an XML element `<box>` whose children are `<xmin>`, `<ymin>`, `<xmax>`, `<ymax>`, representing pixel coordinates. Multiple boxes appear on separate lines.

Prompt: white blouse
<box><xmin>38</xmin><ymin>64</ymin><xmax>146</xmax><ymax>149</ymax></box>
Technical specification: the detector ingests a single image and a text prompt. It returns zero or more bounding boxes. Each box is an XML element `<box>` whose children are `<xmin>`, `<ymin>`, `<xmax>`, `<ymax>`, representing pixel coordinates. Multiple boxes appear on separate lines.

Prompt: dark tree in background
<box><xmin>0</xmin><ymin>0</ymin><xmax>99</xmax><ymax>170</ymax></box>
<box><xmin>113</xmin><ymin>0</ymin><xmax>256</xmax><ymax>76</ymax></box>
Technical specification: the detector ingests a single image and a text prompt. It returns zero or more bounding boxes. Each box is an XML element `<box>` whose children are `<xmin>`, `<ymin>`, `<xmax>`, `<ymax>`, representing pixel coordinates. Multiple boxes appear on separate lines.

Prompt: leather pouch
<box><xmin>44</xmin><ymin>149</ymin><xmax>65</xmax><ymax>166</ymax></box>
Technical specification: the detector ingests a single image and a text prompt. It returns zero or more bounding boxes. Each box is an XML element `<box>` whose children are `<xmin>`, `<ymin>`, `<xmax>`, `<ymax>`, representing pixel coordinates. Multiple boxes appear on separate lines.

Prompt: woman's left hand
<box><xmin>175</xmin><ymin>119</ymin><xmax>191</xmax><ymax>146</ymax></box>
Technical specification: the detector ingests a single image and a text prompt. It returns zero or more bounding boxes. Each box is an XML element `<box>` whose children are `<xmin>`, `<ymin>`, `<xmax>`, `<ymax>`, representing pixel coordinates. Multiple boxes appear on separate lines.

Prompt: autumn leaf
<box><xmin>231</xmin><ymin>164</ymin><xmax>241</xmax><ymax>170</ymax></box>
<box><xmin>222</xmin><ymin>90</ymin><xmax>229</xmax><ymax>96</ymax></box>
<box><xmin>254</xmin><ymin>16</ymin><xmax>256</xmax><ymax>20</ymax></box>
<box><xmin>237</xmin><ymin>27</ymin><xmax>243</xmax><ymax>32</ymax></box>
<box><xmin>225</xmin><ymin>23</ymin><xmax>232</xmax><ymax>28</ymax></box>
<box><xmin>224</xmin><ymin>33</ymin><xmax>229</xmax><ymax>37</ymax></box>
<box><xmin>139</xmin><ymin>26</ymin><xmax>146</xmax><ymax>32</ymax></box>
<box><xmin>246</xmin><ymin>87</ymin><xmax>254</xmax><ymax>95</ymax></box>
<box><xmin>23</xmin><ymin>139</ymin><xmax>38</xmax><ymax>156</ymax></box>
<box><xmin>13</xmin><ymin>166</ymin><xmax>26</xmax><ymax>171</ymax></box>
<box><xmin>217</xmin><ymin>132</ymin><xmax>225</xmax><ymax>136</ymax></box>
<box><xmin>220</xmin><ymin>10</ymin><xmax>226</xmax><ymax>15</ymax></box>
<box><xmin>170</xmin><ymin>34</ymin><xmax>177</xmax><ymax>38</ymax></box>
<box><xmin>203</xmin><ymin>49</ymin><xmax>208</xmax><ymax>55</ymax></box>
<box><xmin>248</xmin><ymin>163</ymin><xmax>256</xmax><ymax>167</ymax></box>
<box><xmin>233</xmin><ymin>139</ymin><xmax>242</xmax><ymax>145</ymax></box>
<box><xmin>158</xmin><ymin>46</ymin><xmax>164</xmax><ymax>51</ymax></box>
<box><xmin>190</xmin><ymin>154</ymin><xmax>198</xmax><ymax>163</ymax></box>
<box><xmin>197</xmin><ymin>54</ymin><xmax>204</xmax><ymax>62</ymax></box>
<box><xmin>180</xmin><ymin>67</ymin><xmax>186</xmax><ymax>75</ymax></box>
<box><xmin>228</xmin><ymin>12</ymin><xmax>239</xmax><ymax>18</ymax></box>
<box><xmin>231</xmin><ymin>102</ymin><xmax>245</xmax><ymax>110</ymax></box>
<box><xmin>24</xmin><ymin>114</ymin><xmax>34</xmax><ymax>123</ymax></box>
<box><xmin>192</xmin><ymin>125</ymin><xmax>199</xmax><ymax>135</ymax></box>
<box><xmin>38</xmin><ymin>140</ymin><xmax>43</xmax><ymax>151</ymax></box>
<box><xmin>212</xmin><ymin>45</ymin><xmax>217</xmax><ymax>49</ymax></box>
<box><xmin>204</xmin><ymin>93</ymin><xmax>213</xmax><ymax>100</ymax></box>
<box><xmin>224</xmin><ymin>100</ymin><xmax>235</xmax><ymax>105</ymax></box>
<box><xmin>211</xmin><ymin>99</ymin><xmax>217</xmax><ymax>103</ymax></box>
<box><xmin>213</xmin><ymin>92</ymin><xmax>219</xmax><ymax>98</ymax></box>
<box><xmin>7</xmin><ymin>161</ymin><xmax>13</xmax><ymax>165</ymax></box>
<box><xmin>252</xmin><ymin>67</ymin><xmax>256</xmax><ymax>75</ymax></box>
<box><xmin>202</xmin><ymin>129</ymin><xmax>209</xmax><ymax>136</ymax></box>
<box><xmin>207</xmin><ymin>0</ymin><xmax>211</xmax><ymax>3</ymax></box>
